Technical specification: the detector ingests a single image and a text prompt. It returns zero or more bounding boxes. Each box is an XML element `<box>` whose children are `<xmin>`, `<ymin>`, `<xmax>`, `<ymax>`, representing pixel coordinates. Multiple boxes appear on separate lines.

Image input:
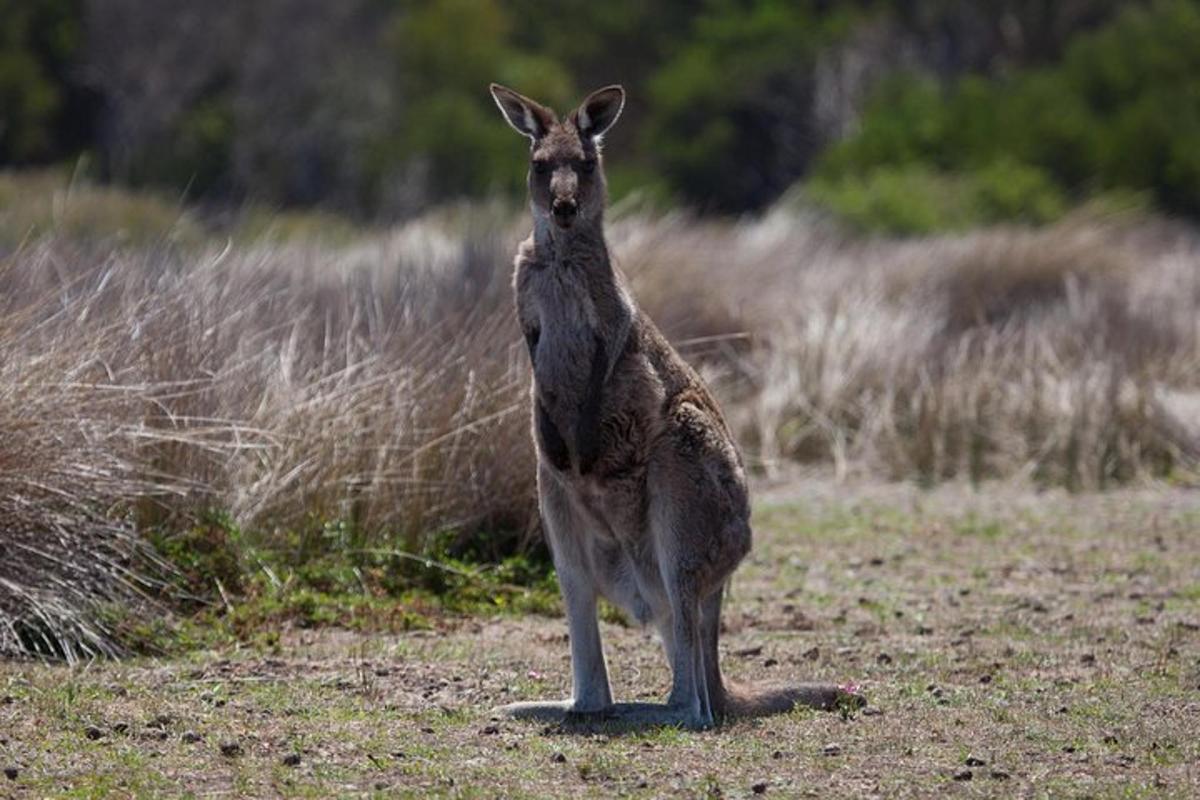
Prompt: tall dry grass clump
<box><xmin>1</xmin><ymin>178</ymin><xmax>1198</xmax><ymax>657</ymax></box>
<box><xmin>0</xmin><ymin>207</ymin><xmax>537</xmax><ymax>657</ymax></box>
<box><xmin>0</xmin><ymin>309</ymin><xmax>167</xmax><ymax>661</ymax></box>
<box><xmin>615</xmin><ymin>211</ymin><xmax>1200</xmax><ymax>487</ymax></box>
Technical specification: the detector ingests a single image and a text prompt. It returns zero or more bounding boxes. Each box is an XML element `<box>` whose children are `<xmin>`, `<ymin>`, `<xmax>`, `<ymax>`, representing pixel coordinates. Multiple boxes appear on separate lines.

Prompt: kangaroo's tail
<box><xmin>719</xmin><ymin>679</ymin><xmax>863</xmax><ymax>719</ymax></box>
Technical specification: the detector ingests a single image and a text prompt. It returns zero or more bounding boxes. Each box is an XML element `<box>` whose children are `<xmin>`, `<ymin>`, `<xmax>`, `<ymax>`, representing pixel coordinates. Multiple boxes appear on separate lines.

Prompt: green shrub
<box><xmin>804</xmin><ymin>160</ymin><xmax>1066</xmax><ymax>235</ymax></box>
<box><xmin>644</xmin><ymin>1</ymin><xmax>860</xmax><ymax>212</ymax></box>
<box><xmin>970</xmin><ymin>159</ymin><xmax>1066</xmax><ymax>225</ymax></box>
<box><xmin>805</xmin><ymin>166</ymin><xmax>970</xmax><ymax>235</ymax></box>
<box><xmin>815</xmin><ymin>0</ymin><xmax>1200</xmax><ymax>222</ymax></box>
<box><xmin>385</xmin><ymin>0</ymin><xmax>575</xmax><ymax>204</ymax></box>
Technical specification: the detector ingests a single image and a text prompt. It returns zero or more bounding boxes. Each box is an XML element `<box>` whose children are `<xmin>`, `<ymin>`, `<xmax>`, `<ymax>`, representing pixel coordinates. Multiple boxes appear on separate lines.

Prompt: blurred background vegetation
<box><xmin>3</xmin><ymin>0</ymin><xmax>1199</xmax><ymax>232</ymax></box>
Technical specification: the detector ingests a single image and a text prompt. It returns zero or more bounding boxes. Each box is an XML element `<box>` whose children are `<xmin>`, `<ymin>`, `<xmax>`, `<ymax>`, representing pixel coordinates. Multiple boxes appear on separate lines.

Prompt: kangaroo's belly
<box><xmin>538</xmin><ymin>449</ymin><xmax>665</xmax><ymax>625</ymax></box>
<box><xmin>592</xmin><ymin>539</ymin><xmax>663</xmax><ymax>627</ymax></box>
<box><xmin>571</xmin><ymin>480</ymin><xmax>668</xmax><ymax>627</ymax></box>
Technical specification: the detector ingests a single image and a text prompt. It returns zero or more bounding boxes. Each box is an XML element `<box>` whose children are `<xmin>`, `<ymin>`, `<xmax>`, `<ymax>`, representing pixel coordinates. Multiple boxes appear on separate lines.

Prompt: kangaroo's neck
<box><xmin>521</xmin><ymin>211</ymin><xmax>636</xmax><ymax>391</ymax></box>
<box><xmin>530</xmin><ymin>214</ymin><xmax>631</xmax><ymax>323</ymax></box>
<box><xmin>533</xmin><ymin>214</ymin><xmax>608</xmax><ymax>270</ymax></box>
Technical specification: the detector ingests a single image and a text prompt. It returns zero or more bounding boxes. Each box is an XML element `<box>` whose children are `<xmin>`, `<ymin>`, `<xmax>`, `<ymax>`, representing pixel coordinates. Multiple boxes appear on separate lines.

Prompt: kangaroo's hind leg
<box><xmin>649</xmin><ymin>500</ymin><xmax>737</xmax><ymax>728</ymax></box>
<box><xmin>645</xmin><ymin>399</ymin><xmax>754</xmax><ymax>729</ymax></box>
<box><xmin>656</xmin><ymin>567</ymin><xmax>713</xmax><ymax>729</ymax></box>
<box><xmin>700</xmin><ymin>585</ymin><xmax>727</xmax><ymax>722</ymax></box>
<box><xmin>494</xmin><ymin>468</ymin><xmax>613</xmax><ymax>722</ymax></box>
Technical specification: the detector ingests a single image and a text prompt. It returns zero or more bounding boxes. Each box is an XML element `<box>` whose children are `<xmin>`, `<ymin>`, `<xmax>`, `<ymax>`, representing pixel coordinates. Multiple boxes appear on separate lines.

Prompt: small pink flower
<box><xmin>527</xmin><ymin>670</ymin><xmax>545</xmax><ymax>681</ymax></box>
<box><xmin>839</xmin><ymin>681</ymin><xmax>862</xmax><ymax>696</ymax></box>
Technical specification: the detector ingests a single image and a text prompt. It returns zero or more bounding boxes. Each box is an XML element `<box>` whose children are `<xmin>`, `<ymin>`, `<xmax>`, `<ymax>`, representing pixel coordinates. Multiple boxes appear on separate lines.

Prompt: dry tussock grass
<box><xmin>1</xmin><ymin>210</ymin><xmax>536</xmax><ymax>657</ymax></box>
<box><xmin>1</xmin><ymin>192</ymin><xmax>1198</xmax><ymax>657</ymax></box>
<box><xmin>614</xmin><ymin>211</ymin><xmax>1200</xmax><ymax>486</ymax></box>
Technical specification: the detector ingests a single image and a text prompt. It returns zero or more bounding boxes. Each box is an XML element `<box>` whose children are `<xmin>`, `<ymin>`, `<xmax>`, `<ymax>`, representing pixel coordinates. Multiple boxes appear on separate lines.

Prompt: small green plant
<box><xmin>148</xmin><ymin>509</ymin><xmax>246</xmax><ymax>601</ymax></box>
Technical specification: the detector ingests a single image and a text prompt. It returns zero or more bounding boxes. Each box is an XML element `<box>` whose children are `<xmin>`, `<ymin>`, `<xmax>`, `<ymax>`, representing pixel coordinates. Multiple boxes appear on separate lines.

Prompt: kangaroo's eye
<box><xmin>581</xmin><ymin>160</ymin><xmax>597</xmax><ymax>174</ymax></box>
<box><xmin>532</xmin><ymin>161</ymin><xmax>550</xmax><ymax>175</ymax></box>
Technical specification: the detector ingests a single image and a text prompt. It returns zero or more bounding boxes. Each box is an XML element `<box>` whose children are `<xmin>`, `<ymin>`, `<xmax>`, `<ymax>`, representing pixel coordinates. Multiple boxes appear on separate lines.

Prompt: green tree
<box><xmin>0</xmin><ymin>0</ymin><xmax>83</xmax><ymax>161</ymax></box>
<box><xmin>813</xmin><ymin>0</ymin><xmax>1200</xmax><ymax>224</ymax></box>
<box><xmin>642</xmin><ymin>0</ymin><xmax>864</xmax><ymax>212</ymax></box>
<box><xmin>384</xmin><ymin>0</ymin><xmax>573</xmax><ymax>207</ymax></box>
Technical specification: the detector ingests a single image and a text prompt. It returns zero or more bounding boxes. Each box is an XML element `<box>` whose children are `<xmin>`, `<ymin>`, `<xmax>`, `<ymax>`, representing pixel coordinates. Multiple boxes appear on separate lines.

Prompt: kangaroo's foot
<box><xmin>663</xmin><ymin>701</ymin><xmax>715</xmax><ymax>731</ymax></box>
<box><xmin>498</xmin><ymin>684</ymin><xmax>866</xmax><ymax>727</ymax></box>
<box><xmin>579</xmin><ymin>701</ymin><xmax>710</xmax><ymax>730</ymax></box>
<box><xmin>495</xmin><ymin>700</ymin><xmax>713</xmax><ymax>731</ymax></box>
<box><xmin>492</xmin><ymin>699</ymin><xmax>615</xmax><ymax>724</ymax></box>
<box><xmin>664</xmin><ymin>687</ymin><xmax>716</xmax><ymax>730</ymax></box>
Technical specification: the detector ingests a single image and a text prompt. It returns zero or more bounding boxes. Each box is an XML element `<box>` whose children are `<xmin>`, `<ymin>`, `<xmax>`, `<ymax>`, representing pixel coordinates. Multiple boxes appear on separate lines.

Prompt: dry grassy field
<box><xmin>2</xmin><ymin>481</ymin><xmax>1199</xmax><ymax>798</ymax></box>
<box><xmin>2</xmin><ymin>173</ymin><xmax>1200</xmax><ymax>797</ymax></box>
<box><xmin>3</xmin><ymin>173</ymin><xmax>1198</xmax><ymax>661</ymax></box>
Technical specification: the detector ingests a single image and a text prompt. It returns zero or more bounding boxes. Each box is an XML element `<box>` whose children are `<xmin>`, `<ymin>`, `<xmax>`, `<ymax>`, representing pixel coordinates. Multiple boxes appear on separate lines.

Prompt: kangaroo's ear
<box><xmin>574</xmin><ymin>85</ymin><xmax>625</xmax><ymax>141</ymax></box>
<box><xmin>490</xmin><ymin>83</ymin><xmax>556</xmax><ymax>141</ymax></box>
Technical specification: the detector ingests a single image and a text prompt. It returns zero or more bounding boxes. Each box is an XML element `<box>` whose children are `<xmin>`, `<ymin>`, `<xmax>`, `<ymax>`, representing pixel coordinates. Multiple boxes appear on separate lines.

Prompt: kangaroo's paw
<box><xmin>497</xmin><ymin>700</ymin><xmax>720</xmax><ymax>731</ymax></box>
<box><xmin>669</xmin><ymin>705</ymin><xmax>715</xmax><ymax>731</ymax></box>
<box><xmin>588</xmin><ymin>702</ymin><xmax>711</xmax><ymax>730</ymax></box>
<box><xmin>492</xmin><ymin>699</ymin><xmax>615</xmax><ymax>723</ymax></box>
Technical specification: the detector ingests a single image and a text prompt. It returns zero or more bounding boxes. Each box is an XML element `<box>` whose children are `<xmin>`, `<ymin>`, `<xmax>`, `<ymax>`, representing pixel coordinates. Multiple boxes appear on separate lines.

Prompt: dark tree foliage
<box><xmin>816</xmin><ymin>0</ymin><xmax>1200</xmax><ymax>224</ymax></box>
<box><xmin>0</xmin><ymin>0</ymin><xmax>95</xmax><ymax>161</ymax></box>
<box><xmin>0</xmin><ymin>0</ymin><xmax>1195</xmax><ymax>221</ymax></box>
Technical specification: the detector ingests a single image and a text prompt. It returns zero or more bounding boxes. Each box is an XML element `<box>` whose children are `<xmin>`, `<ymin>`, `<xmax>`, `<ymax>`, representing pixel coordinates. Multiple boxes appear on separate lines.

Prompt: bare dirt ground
<box><xmin>3</xmin><ymin>479</ymin><xmax>1199</xmax><ymax>798</ymax></box>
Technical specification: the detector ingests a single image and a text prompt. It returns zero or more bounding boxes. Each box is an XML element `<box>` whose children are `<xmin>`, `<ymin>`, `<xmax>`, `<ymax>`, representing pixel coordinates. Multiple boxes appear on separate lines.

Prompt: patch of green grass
<box><xmin>1175</xmin><ymin>583</ymin><xmax>1200</xmax><ymax>602</ymax></box>
<box><xmin>136</xmin><ymin>510</ymin><xmax>562</xmax><ymax>655</ymax></box>
<box><xmin>93</xmin><ymin>603</ymin><xmax>215</xmax><ymax>655</ymax></box>
<box><xmin>221</xmin><ymin>587</ymin><xmax>434</xmax><ymax>636</ymax></box>
<box><xmin>147</xmin><ymin>510</ymin><xmax>247</xmax><ymax>601</ymax></box>
<box><xmin>951</xmin><ymin>512</ymin><xmax>1006</xmax><ymax>540</ymax></box>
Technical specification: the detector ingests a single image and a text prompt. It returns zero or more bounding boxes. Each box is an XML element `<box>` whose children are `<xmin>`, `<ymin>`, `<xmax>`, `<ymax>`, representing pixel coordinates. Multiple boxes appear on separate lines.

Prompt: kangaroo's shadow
<box><xmin>496</xmin><ymin>701</ymin><xmax>697</xmax><ymax>735</ymax></box>
<box><xmin>493</xmin><ymin>683</ymin><xmax>863</xmax><ymax>735</ymax></box>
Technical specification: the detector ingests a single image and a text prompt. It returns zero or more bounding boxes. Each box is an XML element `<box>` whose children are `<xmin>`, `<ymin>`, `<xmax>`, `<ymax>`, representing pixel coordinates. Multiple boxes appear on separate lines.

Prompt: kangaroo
<box><xmin>489</xmin><ymin>83</ymin><xmax>859</xmax><ymax>729</ymax></box>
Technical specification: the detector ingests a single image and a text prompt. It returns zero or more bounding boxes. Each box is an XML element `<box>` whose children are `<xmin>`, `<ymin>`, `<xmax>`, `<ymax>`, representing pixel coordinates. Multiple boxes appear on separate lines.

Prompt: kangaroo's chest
<box><xmin>526</xmin><ymin>269</ymin><xmax>603</xmax><ymax>407</ymax></box>
<box><xmin>516</xmin><ymin>245</ymin><xmax>649</xmax><ymax>477</ymax></box>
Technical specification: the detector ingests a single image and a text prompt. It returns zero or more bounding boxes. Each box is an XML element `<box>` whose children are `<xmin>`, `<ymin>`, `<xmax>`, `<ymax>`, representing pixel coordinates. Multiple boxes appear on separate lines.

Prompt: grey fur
<box><xmin>489</xmin><ymin>83</ymin><xmax>858</xmax><ymax>729</ymax></box>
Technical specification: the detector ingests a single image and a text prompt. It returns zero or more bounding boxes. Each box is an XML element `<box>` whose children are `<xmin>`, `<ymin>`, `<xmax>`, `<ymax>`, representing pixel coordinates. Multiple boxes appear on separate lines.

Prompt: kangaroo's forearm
<box><xmin>536</xmin><ymin>398</ymin><xmax>572</xmax><ymax>472</ymax></box>
<box><xmin>576</xmin><ymin>335</ymin><xmax>608</xmax><ymax>475</ymax></box>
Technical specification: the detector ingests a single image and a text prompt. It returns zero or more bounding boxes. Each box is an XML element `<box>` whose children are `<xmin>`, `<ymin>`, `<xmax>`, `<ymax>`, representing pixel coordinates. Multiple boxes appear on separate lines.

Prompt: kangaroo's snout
<box><xmin>550</xmin><ymin>165</ymin><xmax>579</xmax><ymax>228</ymax></box>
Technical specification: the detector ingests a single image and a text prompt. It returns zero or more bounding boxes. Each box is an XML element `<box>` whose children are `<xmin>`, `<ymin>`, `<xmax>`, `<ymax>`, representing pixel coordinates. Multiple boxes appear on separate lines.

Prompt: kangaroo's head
<box><xmin>490</xmin><ymin>83</ymin><xmax>625</xmax><ymax>235</ymax></box>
